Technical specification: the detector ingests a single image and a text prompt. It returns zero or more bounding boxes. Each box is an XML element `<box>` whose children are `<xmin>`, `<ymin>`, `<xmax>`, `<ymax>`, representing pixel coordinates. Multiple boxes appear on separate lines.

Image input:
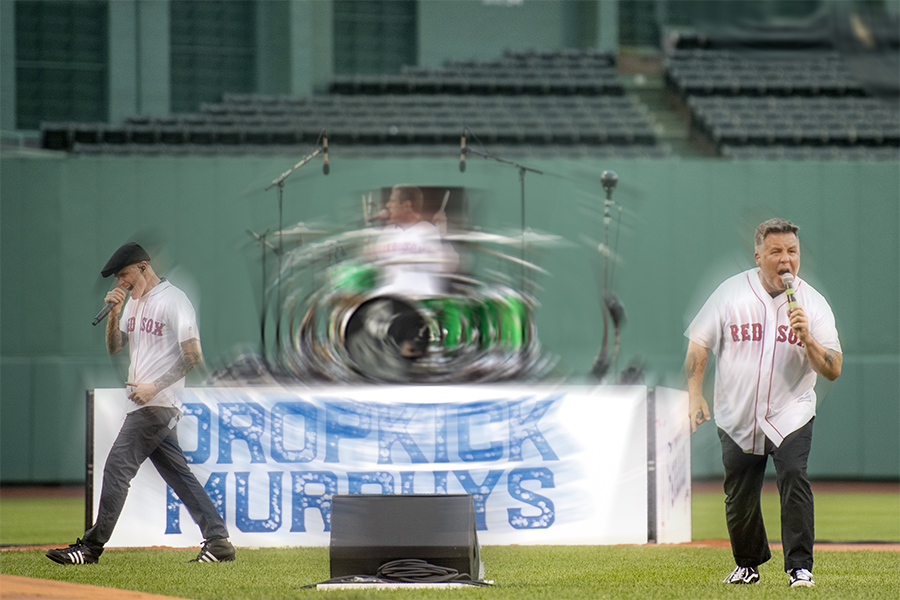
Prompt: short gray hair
<box><xmin>755</xmin><ymin>218</ymin><xmax>799</xmax><ymax>249</ymax></box>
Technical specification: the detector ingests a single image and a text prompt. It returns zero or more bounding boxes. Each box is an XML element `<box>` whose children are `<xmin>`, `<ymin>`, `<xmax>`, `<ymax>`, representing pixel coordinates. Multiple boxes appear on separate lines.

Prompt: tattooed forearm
<box><xmin>685</xmin><ymin>341</ymin><xmax>709</xmax><ymax>392</ymax></box>
<box><xmin>151</xmin><ymin>339</ymin><xmax>203</xmax><ymax>393</ymax></box>
<box><xmin>685</xmin><ymin>354</ymin><xmax>698</xmax><ymax>378</ymax></box>
<box><xmin>152</xmin><ymin>358</ymin><xmax>191</xmax><ymax>392</ymax></box>
<box><xmin>805</xmin><ymin>337</ymin><xmax>842</xmax><ymax>381</ymax></box>
<box><xmin>685</xmin><ymin>344</ymin><xmax>708</xmax><ymax>378</ymax></box>
<box><xmin>106</xmin><ymin>314</ymin><xmax>126</xmax><ymax>354</ymax></box>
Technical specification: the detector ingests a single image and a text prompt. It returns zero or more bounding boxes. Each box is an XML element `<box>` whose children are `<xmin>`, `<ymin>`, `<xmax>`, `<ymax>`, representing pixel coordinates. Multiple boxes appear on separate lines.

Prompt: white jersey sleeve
<box><xmin>168</xmin><ymin>287</ymin><xmax>200</xmax><ymax>344</ymax></box>
<box><xmin>803</xmin><ymin>285</ymin><xmax>841</xmax><ymax>353</ymax></box>
<box><xmin>686</xmin><ymin>279</ymin><xmax>730</xmax><ymax>353</ymax></box>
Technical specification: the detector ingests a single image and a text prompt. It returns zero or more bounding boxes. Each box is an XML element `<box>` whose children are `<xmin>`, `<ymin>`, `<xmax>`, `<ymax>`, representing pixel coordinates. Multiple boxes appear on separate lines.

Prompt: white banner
<box><xmin>92</xmin><ymin>385</ymin><xmax>668</xmax><ymax>548</ymax></box>
<box><xmin>654</xmin><ymin>387</ymin><xmax>692</xmax><ymax>544</ymax></box>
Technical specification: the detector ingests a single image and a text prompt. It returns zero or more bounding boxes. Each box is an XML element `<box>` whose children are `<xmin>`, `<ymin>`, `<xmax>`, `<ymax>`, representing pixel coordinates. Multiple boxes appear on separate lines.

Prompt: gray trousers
<box><xmin>83</xmin><ymin>406</ymin><xmax>229</xmax><ymax>554</ymax></box>
<box><xmin>718</xmin><ymin>419</ymin><xmax>815</xmax><ymax>572</ymax></box>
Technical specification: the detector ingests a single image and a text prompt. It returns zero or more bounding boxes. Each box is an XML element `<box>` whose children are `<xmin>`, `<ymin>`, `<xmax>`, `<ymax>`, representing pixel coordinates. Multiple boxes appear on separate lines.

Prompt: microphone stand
<box><xmin>263</xmin><ymin>146</ymin><xmax>323</xmax><ymax>364</ymax></box>
<box><xmin>591</xmin><ymin>170</ymin><xmax>622</xmax><ymax>382</ymax></box>
<box><xmin>463</xmin><ymin>147</ymin><xmax>543</xmax><ymax>290</ymax></box>
<box><xmin>246</xmin><ymin>229</ymin><xmax>276</xmax><ymax>361</ymax></box>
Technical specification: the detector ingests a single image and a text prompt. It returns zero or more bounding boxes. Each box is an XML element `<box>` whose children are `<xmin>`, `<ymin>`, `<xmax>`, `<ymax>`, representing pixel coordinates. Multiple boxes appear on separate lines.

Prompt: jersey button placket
<box><xmin>754</xmin><ymin>300</ymin><xmax>776</xmax><ymax>454</ymax></box>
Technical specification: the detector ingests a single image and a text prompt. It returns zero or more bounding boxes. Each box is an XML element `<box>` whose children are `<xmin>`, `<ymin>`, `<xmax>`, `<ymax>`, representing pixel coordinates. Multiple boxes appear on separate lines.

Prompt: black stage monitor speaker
<box><xmin>329</xmin><ymin>494</ymin><xmax>482</xmax><ymax>580</ymax></box>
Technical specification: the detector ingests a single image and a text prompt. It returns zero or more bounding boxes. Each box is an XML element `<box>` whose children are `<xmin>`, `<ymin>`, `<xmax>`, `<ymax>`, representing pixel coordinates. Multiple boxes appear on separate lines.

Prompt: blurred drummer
<box><xmin>371</xmin><ymin>185</ymin><xmax>457</xmax><ymax>297</ymax></box>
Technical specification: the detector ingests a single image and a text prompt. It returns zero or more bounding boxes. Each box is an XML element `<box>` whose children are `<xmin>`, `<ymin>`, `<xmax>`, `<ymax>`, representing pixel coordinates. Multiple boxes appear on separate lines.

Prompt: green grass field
<box><xmin>1</xmin><ymin>488</ymin><xmax>898</xmax><ymax>600</ymax></box>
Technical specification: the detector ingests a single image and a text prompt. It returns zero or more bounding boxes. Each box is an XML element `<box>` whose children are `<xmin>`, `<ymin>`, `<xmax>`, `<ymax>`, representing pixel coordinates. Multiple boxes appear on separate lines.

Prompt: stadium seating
<box><xmin>690</xmin><ymin>96</ymin><xmax>899</xmax><ymax>149</ymax></box>
<box><xmin>666</xmin><ymin>50</ymin><xmax>867</xmax><ymax>98</ymax></box>
<box><xmin>332</xmin><ymin>49</ymin><xmax>624</xmax><ymax>96</ymax></box>
<box><xmin>665</xmin><ymin>21</ymin><xmax>900</xmax><ymax>161</ymax></box>
<box><xmin>42</xmin><ymin>49</ymin><xmax>668</xmax><ymax>158</ymax></box>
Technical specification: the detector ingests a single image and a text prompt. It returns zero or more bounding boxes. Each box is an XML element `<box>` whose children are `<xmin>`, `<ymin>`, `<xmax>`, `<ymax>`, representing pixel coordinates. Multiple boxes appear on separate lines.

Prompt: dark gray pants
<box><xmin>83</xmin><ymin>406</ymin><xmax>229</xmax><ymax>554</ymax></box>
<box><xmin>718</xmin><ymin>419</ymin><xmax>814</xmax><ymax>572</ymax></box>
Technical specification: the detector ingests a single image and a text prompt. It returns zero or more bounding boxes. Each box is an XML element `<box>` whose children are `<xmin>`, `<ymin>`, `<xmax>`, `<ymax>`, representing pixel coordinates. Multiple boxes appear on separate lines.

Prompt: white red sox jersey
<box><xmin>686</xmin><ymin>268</ymin><xmax>841</xmax><ymax>454</ymax></box>
<box><xmin>372</xmin><ymin>221</ymin><xmax>456</xmax><ymax>297</ymax></box>
<box><xmin>119</xmin><ymin>279</ymin><xmax>199</xmax><ymax>413</ymax></box>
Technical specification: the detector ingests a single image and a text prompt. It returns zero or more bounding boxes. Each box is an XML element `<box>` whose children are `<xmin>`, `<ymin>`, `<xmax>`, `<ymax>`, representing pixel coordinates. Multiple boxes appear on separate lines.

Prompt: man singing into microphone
<box><xmin>684</xmin><ymin>218</ymin><xmax>841</xmax><ymax>588</ymax></box>
<box><xmin>47</xmin><ymin>242</ymin><xmax>235</xmax><ymax>565</ymax></box>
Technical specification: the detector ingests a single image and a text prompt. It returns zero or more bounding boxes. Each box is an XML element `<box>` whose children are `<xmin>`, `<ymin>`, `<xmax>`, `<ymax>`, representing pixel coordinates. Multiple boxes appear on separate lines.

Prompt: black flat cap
<box><xmin>101</xmin><ymin>242</ymin><xmax>151</xmax><ymax>278</ymax></box>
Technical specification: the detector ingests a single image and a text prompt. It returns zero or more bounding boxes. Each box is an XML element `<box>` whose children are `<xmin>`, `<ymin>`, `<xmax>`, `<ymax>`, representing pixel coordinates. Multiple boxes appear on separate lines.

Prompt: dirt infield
<box><xmin>0</xmin><ymin>574</ymin><xmax>189</xmax><ymax>600</ymax></box>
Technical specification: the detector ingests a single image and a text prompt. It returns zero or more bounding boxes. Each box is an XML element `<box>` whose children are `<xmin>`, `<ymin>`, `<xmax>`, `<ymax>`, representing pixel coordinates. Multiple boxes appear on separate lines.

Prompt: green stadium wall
<box><xmin>1</xmin><ymin>154</ymin><xmax>897</xmax><ymax>482</ymax></box>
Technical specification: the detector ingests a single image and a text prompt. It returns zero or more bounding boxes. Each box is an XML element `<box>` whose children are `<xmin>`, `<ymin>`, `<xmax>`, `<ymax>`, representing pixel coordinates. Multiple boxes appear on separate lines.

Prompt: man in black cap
<box><xmin>47</xmin><ymin>242</ymin><xmax>236</xmax><ymax>565</ymax></box>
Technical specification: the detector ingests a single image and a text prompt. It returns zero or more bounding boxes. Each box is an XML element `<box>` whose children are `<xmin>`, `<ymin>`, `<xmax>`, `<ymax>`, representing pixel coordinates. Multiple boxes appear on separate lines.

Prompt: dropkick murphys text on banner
<box><xmin>93</xmin><ymin>386</ymin><xmax>653</xmax><ymax>546</ymax></box>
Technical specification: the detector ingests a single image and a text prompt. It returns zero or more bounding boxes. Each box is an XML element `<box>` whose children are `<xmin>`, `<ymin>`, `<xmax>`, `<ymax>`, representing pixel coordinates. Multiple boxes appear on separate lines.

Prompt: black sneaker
<box><xmin>46</xmin><ymin>539</ymin><xmax>99</xmax><ymax>565</ymax></box>
<box><xmin>190</xmin><ymin>538</ymin><xmax>236</xmax><ymax>563</ymax></box>
<box><xmin>789</xmin><ymin>568</ymin><xmax>815</xmax><ymax>588</ymax></box>
<box><xmin>723</xmin><ymin>565</ymin><xmax>760</xmax><ymax>584</ymax></box>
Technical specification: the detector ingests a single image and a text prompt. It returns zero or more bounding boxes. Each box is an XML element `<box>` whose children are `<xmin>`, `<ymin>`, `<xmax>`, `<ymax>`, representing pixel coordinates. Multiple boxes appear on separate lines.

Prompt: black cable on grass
<box><xmin>377</xmin><ymin>558</ymin><xmax>476</xmax><ymax>583</ymax></box>
<box><xmin>299</xmin><ymin>559</ymin><xmax>492</xmax><ymax>588</ymax></box>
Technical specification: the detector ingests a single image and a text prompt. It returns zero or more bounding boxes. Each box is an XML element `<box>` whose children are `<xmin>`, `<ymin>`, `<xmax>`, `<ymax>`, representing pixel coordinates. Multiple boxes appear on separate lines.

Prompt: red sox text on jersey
<box><xmin>729</xmin><ymin>323</ymin><xmax>803</xmax><ymax>346</ymax></box>
<box><xmin>126</xmin><ymin>316</ymin><xmax>165</xmax><ymax>337</ymax></box>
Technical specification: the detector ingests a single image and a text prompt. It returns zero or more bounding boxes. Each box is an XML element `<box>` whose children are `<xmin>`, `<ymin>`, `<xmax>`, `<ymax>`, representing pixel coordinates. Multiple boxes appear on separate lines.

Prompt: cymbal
<box><xmin>327</xmin><ymin>228</ymin><xmax>380</xmax><ymax>242</ymax></box>
<box><xmin>271</xmin><ymin>222</ymin><xmax>329</xmax><ymax>241</ymax></box>
<box><xmin>445</xmin><ymin>229</ymin><xmax>564</xmax><ymax>246</ymax></box>
<box><xmin>477</xmin><ymin>247</ymin><xmax>549</xmax><ymax>274</ymax></box>
<box><xmin>444</xmin><ymin>231</ymin><xmax>517</xmax><ymax>244</ymax></box>
<box><xmin>518</xmin><ymin>230</ymin><xmax>565</xmax><ymax>246</ymax></box>
<box><xmin>374</xmin><ymin>256</ymin><xmax>459</xmax><ymax>267</ymax></box>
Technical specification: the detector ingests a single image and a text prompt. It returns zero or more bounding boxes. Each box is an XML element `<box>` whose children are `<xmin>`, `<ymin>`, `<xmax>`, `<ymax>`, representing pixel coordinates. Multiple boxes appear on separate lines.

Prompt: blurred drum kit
<box><xmin>229</xmin><ymin>136</ymin><xmax>626</xmax><ymax>385</ymax></box>
<box><xmin>244</xmin><ymin>213</ymin><xmax>564</xmax><ymax>384</ymax></box>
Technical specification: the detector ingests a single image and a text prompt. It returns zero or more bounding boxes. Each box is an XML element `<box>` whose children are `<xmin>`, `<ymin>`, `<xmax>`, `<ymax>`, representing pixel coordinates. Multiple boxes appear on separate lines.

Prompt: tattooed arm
<box><xmin>106</xmin><ymin>311</ymin><xmax>127</xmax><ymax>354</ymax></box>
<box><xmin>685</xmin><ymin>340</ymin><xmax>711</xmax><ymax>433</ymax></box>
<box><xmin>788</xmin><ymin>305</ymin><xmax>842</xmax><ymax>381</ymax></box>
<box><xmin>799</xmin><ymin>332</ymin><xmax>842</xmax><ymax>381</ymax></box>
<box><xmin>104</xmin><ymin>287</ymin><xmax>128</xmax><ymax>354</ymax></box>
<box><xmin>126</xmin><ymin>338</ymin><xmax>204</xmax><ymax>405</ymax></box>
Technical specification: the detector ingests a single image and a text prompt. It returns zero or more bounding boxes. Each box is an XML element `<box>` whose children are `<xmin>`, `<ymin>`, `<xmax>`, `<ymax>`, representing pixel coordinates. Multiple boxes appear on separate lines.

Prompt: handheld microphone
<box><xmin>322</xmin><ymin>131</ymin><xmax>330</xmax><ymax>175</ymax></box>
<box><xmin>92</xmin><ymin>302</ymin><xmax>115</xmax><ymax>326</ymax></box>
<box><xmin>375</xmin><ymin>208</ymin><xmax>390</xmax><ymax>221</ymax></box>
<box><xmin>781</xmin><ymin>272</ymin><xmax>797</xmax><ymax>310</ymax></box>
<box><xmin>459</xmin><ymin>129</ymin><xmax>466</xmax><ymax>172</ymax></box>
